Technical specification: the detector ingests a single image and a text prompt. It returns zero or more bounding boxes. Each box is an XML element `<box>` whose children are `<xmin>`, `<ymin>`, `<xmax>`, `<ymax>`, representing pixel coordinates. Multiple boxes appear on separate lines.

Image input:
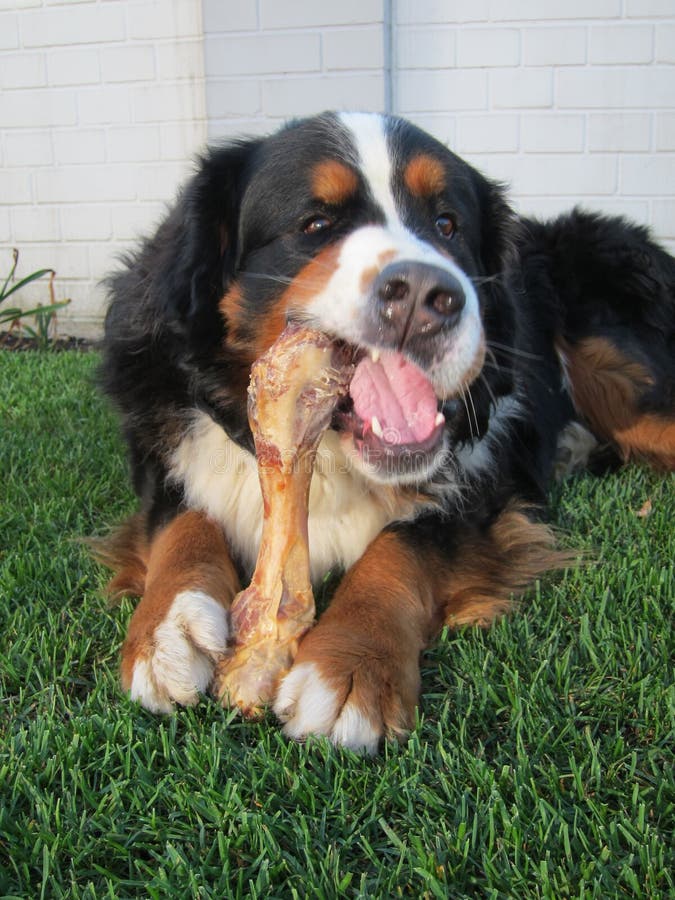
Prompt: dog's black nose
<box><xmin>374</xmin><ymin>261</ymin><xmax>466</xmax><ymax>342</ymax></box>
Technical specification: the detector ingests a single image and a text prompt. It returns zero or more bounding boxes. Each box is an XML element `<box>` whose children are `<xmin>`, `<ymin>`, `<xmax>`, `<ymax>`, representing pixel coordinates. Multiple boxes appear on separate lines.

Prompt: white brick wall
<box><xmin>395</xmin><ymin>2</ymin><xmax>675</xmax><ymax>251</ymax></box>
<box><xmin>0</xmin><ymin>0</ymin><xmax>207</xmax><ymax>337</ymax></box>
<box><xmin>1</xmin><ymin>0</ymin><xmax>673</xmax><ymax>336</ymax></box>
<box><xmin>202</xmin><ymin>0</ymin><xmax>387</xmax><ymax>139</ymax></box>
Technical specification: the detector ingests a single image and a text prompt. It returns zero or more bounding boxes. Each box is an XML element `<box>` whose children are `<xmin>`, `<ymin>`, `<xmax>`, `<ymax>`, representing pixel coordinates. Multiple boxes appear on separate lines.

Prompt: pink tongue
<box><xmin>349</xmin><ymin>351</ymin><xmax>439</xmax><ymax>445</ymax></box>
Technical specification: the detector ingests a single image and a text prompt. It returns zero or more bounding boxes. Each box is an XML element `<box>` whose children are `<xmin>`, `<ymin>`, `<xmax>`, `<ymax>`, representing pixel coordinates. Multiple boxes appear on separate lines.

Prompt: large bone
<box><xmin>213</xmin><ymin>324</ymin><xmax>351</xmax><ymax>716</ymax></box>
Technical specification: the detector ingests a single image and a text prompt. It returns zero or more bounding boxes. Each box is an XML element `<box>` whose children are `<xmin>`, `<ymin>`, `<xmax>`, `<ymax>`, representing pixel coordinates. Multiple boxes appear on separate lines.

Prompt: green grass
<box><xmin>1</xmin><ymin>350</ymin><xmax>673</xmax><ymax>899</ymax></box>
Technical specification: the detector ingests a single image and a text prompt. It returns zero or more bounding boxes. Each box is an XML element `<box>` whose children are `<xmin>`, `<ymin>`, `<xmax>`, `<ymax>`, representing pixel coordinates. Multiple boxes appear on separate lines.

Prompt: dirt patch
<box><xmin>0</xmin><ymin>332</ymin><xmax>95</xmax><ymax>352</ymax></box>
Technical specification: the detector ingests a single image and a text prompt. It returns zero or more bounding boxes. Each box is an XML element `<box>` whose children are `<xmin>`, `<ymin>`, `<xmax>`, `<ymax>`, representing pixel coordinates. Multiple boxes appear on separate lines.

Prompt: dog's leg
<box><xmin>120</xmin><ymin>510</ymin><xmax>240</xmax><ymax>713</ymax></box>
<box><xmin>439</xmin><ymin>503</ymin><xmax>565</xmax><ymax>628</ymax></box>
<box><xmin>275</xmin><ymin>503</ymin><xmax>564</xmax><ymax>752</ymax></box>
<box><xmin>274</xmin><ymin>530</ymin><xmax>438</xmax><ymax>753</ymax></box>
<box><xmin>559</xmin><ymin>336</ymin><xmax>675</xmax><ymax>471</ymax></box>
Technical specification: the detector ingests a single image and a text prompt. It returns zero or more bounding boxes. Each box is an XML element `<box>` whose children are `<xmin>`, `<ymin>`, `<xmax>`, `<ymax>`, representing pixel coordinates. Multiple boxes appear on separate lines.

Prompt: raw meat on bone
<box><xmin>213</xmin><ymin>324</ymin><xmax>351</xmax><ymax>716</ymax></box>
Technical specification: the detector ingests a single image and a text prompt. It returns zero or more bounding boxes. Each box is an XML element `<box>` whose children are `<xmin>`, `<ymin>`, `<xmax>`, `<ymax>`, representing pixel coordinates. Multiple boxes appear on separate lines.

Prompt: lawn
<box><xmin>0</xmin><ymin>349</ymin><xmax>673</xmax><ymax>899</ymax></box>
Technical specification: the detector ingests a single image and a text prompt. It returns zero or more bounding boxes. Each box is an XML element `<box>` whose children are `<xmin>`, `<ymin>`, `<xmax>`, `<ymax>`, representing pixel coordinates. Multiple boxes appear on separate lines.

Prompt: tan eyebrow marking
<box><xmin>404</xmin><ymin>154</ymin><xmax>446</xmax><ymax>197</ymax></box>
<box><xmin>311</xmin><ymin>159</ymin><xmax>359</xmax><ymax>205</ymax></box>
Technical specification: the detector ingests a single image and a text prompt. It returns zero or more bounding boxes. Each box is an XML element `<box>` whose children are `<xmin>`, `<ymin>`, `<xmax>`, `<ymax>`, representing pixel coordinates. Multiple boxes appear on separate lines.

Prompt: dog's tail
<box><xmin>86</xmin><ymin>513</ymin><xmax>148</xmax><ymax>601</ymax></box>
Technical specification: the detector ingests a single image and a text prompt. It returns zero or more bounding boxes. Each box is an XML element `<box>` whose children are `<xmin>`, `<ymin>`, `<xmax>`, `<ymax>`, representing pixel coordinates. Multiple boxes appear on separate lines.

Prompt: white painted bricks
<box><xmin>203</xmin><ymin>1</ymin><xmax>387</xmax><ymax>138</ymax></box>
<box><xmin>396</xmin><ymin>4</ymin><xmax>674</xmax><ymax>253</ymax></box>
<box><xmin>1</xmin><ymin>0</ymin><xmax>207</xmax><ymax>337</ymax></box>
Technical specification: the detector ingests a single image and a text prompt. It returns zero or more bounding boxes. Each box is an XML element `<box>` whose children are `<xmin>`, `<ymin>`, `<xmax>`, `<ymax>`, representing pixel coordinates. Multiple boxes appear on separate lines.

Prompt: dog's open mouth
<box><xmin>332</xmin><ymin>346</ymin><xmax>446</xmax><ymax>468</ymax></box>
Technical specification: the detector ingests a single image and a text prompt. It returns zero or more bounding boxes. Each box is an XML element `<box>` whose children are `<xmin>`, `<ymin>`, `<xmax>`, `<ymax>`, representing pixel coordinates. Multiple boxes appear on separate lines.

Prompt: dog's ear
<box><xmin>154</xmin><ymin>139</ymin><xmax>260</xmax><ymax>345</ymax></box>
<box><xmin>476</xmin><ymin>175</ymin><xmax>519</xmax><ymax>277</ymax></box>
<box><xmin>473</xmin><ymin>174</ymin><xmax>521</xmax><ymax>401</ymax></box>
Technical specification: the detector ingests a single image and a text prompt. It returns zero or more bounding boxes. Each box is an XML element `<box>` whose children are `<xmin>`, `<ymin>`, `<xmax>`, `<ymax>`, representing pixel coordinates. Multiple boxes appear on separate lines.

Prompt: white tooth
<box><xmin>370</xmin><ymin>348</ymin><xmax>380</xmax><ymax>364</ymax></box>
<box><xmin>371</xmin><ymin>416</ymin><xmax>383</xmax><ymax>438</ymax></box>
<box><xmin>435</xmin><ymin>412</ymin><xmax>446</xmax><ymax>427</ymax></box>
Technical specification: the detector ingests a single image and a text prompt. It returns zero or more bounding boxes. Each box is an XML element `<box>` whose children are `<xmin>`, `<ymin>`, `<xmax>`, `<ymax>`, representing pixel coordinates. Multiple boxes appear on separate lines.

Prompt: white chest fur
<box><xmin>167</xmin><ymin>413</ymin><xmax>430</xmax><ymax>582</ymax></box>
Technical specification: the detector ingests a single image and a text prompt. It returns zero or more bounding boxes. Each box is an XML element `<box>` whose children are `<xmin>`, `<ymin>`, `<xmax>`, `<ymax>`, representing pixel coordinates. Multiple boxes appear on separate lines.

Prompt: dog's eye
<box><xmin>435</xmin><ymin>214</ymin><xmax>456</xmax><ymax>239</ymax></box>
<box><xmin>303</xmin><ymin>215</ymin><xmax>333</xmax><ymax>236</ymax></box>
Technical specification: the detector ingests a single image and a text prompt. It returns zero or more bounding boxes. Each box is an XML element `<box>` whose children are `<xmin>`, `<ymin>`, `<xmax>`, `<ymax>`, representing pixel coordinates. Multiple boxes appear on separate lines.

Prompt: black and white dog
<box><xmin>99</xmin><ymin>112</ymin><xmax>675</xmax><ymax>752</ymax></box>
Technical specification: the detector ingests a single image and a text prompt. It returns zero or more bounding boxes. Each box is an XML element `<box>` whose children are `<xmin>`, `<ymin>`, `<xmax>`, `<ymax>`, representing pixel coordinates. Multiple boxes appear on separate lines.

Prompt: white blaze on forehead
<box><xmin>339</xmin><ymin>112</ymin><xmax>402</xmax><ymax>228</ymax></box>
<box><xmin>333</xmin><ymin>112</ymin><xmax>482</xmax><ymax>360</ymax></box>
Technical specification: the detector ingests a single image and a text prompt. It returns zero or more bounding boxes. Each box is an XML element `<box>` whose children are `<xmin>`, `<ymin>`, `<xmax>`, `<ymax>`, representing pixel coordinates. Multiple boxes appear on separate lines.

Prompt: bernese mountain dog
<box><xmin>99</xmin><ymin>111</ymin><xmax>674</xmax><ymax>753</ymax></box>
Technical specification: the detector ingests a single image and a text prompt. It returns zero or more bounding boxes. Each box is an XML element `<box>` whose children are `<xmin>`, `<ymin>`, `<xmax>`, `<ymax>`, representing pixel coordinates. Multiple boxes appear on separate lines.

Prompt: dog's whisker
<box><xmin>482</xmin><ymin>357</ymin><xmax>553</xmax><ymax>393</ymax></box>
<box><xmin>470</xmin><ymin>273</ymin><xmax>504</xmax><ymax>287</ymax></box>
<box><xmin>487</xmin><ymin>340</ymin><xmax>544</xmax><ymax>362</ymax></box>
<box><xmin>459</xmin><ymin>387</ymin><xmax>476</xmax><ymax>441</ymax></box>
<box><xmin>466</xmin><ymin>386</ymin><xmax>480</xmax><ymax>437</ymax></box>
<box><xmin>485</xmin><ymin>347</ymin><xmax>501</xmax><ymax>373</ymax></box>
<box><xmin>245</xmin><ymin>272</ymin><xmax>296</xmax><ymax>286</ymax></box>
<box><xmin>480</xmin><ymin>373</ymin><xmax>498</xmax><ymax>408</ymax></box>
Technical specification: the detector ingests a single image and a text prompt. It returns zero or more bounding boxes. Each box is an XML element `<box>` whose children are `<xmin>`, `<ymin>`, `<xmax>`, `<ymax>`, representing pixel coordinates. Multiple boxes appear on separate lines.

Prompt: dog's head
<box><xmin>168</xmin><ymin>112</ymin><xmax>518</xmax><ymax>485</ymax></box>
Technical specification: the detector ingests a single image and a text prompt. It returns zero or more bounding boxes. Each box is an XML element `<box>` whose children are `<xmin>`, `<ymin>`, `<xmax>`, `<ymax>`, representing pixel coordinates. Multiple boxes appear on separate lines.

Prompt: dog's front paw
<box><xmin>273</xmin><ymin>623</ymin><xmax>421</xmax><ymax>754</ymax></box>
<box><xmin>121</xmin><ymin>590</ymin><xmax>229</xmax><ymax>713</ymax></box>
